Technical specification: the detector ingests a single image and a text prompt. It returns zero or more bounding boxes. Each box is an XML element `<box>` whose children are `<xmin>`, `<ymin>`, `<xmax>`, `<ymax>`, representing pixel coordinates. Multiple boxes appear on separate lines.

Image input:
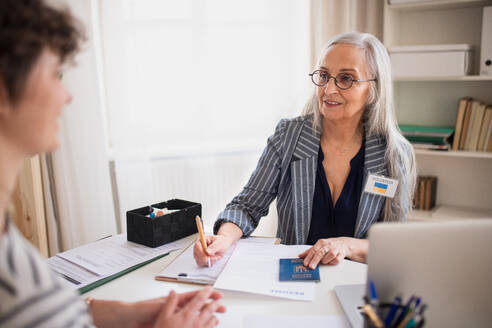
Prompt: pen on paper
<box><xmin>195</xmin><ymin>216</ymin><xmax>211</xmax><ymax>268</ymax></box>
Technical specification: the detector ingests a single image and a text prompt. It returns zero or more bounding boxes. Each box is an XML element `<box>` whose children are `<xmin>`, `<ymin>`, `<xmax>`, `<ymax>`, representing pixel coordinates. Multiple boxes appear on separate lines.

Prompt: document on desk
<box><xmin>155</xmin><ymin>237</ymin><xmax>277</xmax><ymax>285</ymax></box>
<box><xmin>56</xmin><ymin>234</ymin><xmax>195</xmax><ymax>276</ymax></box>
<box><xmin>48</xmin><ymin>233</ymin><xmax>196</xmax><ymax>289</ymax></box>
<box><xmin>214</xmin><ymin>243</ymin><xmax>315</xmax><ymax>301</ymax></box>
<box><xmin>242</xmin><ymin>314</ymin><xmax>350</xmax><ymax>328</ymax></box>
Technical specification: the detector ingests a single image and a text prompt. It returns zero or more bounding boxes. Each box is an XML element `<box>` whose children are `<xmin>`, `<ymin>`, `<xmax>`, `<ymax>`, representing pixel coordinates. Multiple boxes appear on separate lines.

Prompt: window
<box><xmin>100</xmin><ymin>0</ymin><xmax>310</xmax><ymax>156</ymax></box>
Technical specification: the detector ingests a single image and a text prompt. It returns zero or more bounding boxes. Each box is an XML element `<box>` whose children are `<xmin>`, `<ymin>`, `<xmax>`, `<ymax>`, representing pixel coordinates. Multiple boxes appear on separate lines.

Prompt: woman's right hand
<box><xmin>154</xmin><ymin>287</ymin><xmax>225</xmax><ymax>328</ymax></box>
<box><xmin>193</xmin><ymin>235</ymin><xmax>235</xmax><ymax>267</ymax></box>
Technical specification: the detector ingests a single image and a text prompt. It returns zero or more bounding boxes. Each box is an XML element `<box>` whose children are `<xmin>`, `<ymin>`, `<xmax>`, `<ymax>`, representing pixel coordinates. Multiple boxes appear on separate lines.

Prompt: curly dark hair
<box><xmin>0</xmin><ymin>0</ymin><xmax>85</xmax><ymax>105</ymax></box>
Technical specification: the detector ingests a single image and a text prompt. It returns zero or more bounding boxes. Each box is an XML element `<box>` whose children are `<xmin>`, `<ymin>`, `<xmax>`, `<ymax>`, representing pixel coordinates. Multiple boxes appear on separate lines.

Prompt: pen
<box><xmin>398</xmin><ymin>297</ymin><xmax>421</xmax><ymax>328</ymax></box>
<box><xmin>394</xmin><ymin>296</ymin><xmax>415</xmax><ymax>327</ymax></box>
<box><xmin>195</xmin><ymin>215</ymin><xmax>211</xmax><ymax>268</ymax></box>
<box><xmin>406</xmin><ymin>304</ymin><xmax>427</xmax><ymax>328</ymax></box>
<box><xmin>385</xmin><ymin>295</ymin><xmax>401</xmax><ymax>327</ymax></box>
<box><xmin>369</xmin><ymin>280</ymin><xmax>379</xmax><ymax>308</ymax></box>
<box><xmin>361</xmin><ymin>303</ymin><xmax>384</xmax><ymax>328</ymax></box>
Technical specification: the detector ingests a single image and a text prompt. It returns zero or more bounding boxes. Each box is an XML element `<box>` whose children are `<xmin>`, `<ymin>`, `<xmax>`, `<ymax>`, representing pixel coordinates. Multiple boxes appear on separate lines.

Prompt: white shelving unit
<box><xmin>414</xmin><ymin>148</ymin><xmax>492</xmax><ymax>159</ymax></box>
<box><xmin>384</xmin><ymin>0</ymin><xmax>492</xmax><ymax>221</ymax></box>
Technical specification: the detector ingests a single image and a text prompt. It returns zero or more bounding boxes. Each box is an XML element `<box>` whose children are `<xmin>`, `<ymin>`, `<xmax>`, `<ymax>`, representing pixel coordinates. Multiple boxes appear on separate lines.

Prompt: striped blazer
<box><xmin>214</xmin><ymin>115</ymin><xmax>391</xmax><ymax>245</ymax></box>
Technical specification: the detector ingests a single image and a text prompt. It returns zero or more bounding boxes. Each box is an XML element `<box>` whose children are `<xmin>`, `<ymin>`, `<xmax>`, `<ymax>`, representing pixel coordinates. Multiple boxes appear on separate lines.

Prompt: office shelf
<box><xmin>408</xmin><ymin>204</ymin><xmax>492</xmax><ymax>221</ymax></box>
<box><xmin>414</xmin><ymin>149</ymin><xmax>492</xmax><ymax>159</ymax></box>
<box><xmin>394</xmin><ymin>75</ymin><xmax>492</xmax><ymax>82</ymax></box>
<box><xmin>388</xmin><ymin>0</ymin><xmax>492</xmax><ymax>11</ymax></box>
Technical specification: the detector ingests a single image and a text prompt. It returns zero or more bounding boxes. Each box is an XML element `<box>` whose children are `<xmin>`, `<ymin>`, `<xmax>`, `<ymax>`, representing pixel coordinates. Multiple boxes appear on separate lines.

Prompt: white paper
<box><xmin>156</xmin><ymin>237</ymin><xmax>277</xmax><ymax>284</ymax></box>
<box><xmin>214</xmin><ymin>243</ymin><xmax>315</xmax><ymax>301</ymax></box>
<box><xmin>56</xmin><ymin>233</ymin><xmax>196</xmax><ymax>276</ymax></box>
<box><xmin>243</xmin><ymin>314</ymin><xmax>350</xmax><ymax>328</ymax></box>
<box><xmin>46</xmin><ymin>256</ymin><xmax>100</xmax><ymax>288</ymax></box>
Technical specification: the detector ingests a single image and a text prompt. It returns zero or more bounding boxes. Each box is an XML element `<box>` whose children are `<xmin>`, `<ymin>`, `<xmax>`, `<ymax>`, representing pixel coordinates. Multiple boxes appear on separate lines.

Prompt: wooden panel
<box><xmin>10</xmin><ymin>155</ymin><xmax>48</xmax><ymax>257</ymax></box>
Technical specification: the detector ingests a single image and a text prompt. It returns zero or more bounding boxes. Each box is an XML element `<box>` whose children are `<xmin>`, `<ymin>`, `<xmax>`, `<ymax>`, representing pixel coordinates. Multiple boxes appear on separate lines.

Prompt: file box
<box><xmin>389</xmin><ymin>44</ymin><xmax>473</xmax><ymax>77</ymax></box>
<box><xmin>126</xmin><ymin>199</ymin><xmax>201</xmax><ymax>248</ymax></box>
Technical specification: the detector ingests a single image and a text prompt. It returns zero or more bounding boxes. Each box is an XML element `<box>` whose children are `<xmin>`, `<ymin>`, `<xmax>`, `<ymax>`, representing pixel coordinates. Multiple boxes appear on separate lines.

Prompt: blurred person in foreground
<box><xmin>0</xmin><ymin>0</ymin><xmax>225</xmax><ymax>327</ymax></box>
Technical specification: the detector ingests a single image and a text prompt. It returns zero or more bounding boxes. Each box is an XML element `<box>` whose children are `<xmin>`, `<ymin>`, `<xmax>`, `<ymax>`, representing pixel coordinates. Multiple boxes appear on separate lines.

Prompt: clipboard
<box><xmin>155</xmin><ymin>236</ymin><xmax>280</xmax><ymax>285</ymax></box>
<box><xmin>79</xmin><ymin>252</ymin><xmax>170</xmax><ymax>294</ymax></box>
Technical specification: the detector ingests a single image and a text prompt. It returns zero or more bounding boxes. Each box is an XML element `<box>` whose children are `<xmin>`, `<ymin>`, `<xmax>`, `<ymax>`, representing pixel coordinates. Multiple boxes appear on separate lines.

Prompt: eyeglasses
<box><xmin>309</xmin><ymin>70</ymin><xmax>376</xmax><ymax>90</ymax></box>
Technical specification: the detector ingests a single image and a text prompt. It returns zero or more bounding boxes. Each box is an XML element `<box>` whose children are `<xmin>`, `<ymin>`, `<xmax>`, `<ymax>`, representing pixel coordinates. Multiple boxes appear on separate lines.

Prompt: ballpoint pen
<box><xmin>406</xmin><ymin>304</ymin><xmax>427</xmax><ymax>328</ymax></box>
<box><xmin>393</xmin><ymin>295</ymin><xmax>415</xmax><ymax>327</ymax></box>
<box><xmin>385</xmin><ymin>295</ymin><xmax>402</xmax><ymax>327</ymax></box>
<box><xmin>397</xmin><ymin>304</ymin><xmax>418</xmax><ymax>328</ymax></box>
<box><xmin>369</xmin><ymin>281</ymin><xmax>380</xmax><ymax>309</ymax></box>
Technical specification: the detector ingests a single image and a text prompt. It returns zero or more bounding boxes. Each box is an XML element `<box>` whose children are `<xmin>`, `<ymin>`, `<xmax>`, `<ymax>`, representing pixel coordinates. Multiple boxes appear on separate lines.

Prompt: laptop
<box><xmin>335</xmin><ymin>219</ymin><xmax>492</xmax><ymax>327</ymax></box>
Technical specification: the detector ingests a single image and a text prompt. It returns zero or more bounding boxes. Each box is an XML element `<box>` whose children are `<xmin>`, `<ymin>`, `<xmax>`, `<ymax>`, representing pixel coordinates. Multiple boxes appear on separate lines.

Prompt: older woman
<box><xmin>194</xmin><ymin>32</ymin><xmax>416</xmax><ymax>269</ymax></box>
<box><xmin>0</xmin><ymin>1</ymin><xmax>224</xmax><ymax>327</ymax></box>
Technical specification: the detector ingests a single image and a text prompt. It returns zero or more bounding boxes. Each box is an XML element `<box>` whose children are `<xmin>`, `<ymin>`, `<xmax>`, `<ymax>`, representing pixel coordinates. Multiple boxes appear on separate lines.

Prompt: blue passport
<box><xmin>279</xmin><ymin>258</ymin><xmax>320</xmax><ymax>282</ymax></box>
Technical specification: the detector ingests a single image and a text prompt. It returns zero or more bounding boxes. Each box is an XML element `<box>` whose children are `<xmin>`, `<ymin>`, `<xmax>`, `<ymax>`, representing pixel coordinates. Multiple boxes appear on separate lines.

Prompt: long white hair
<box><xmin>302</xmin><ymin>32</ymin><xmax>416</xmax><ymax>222</ymax></box>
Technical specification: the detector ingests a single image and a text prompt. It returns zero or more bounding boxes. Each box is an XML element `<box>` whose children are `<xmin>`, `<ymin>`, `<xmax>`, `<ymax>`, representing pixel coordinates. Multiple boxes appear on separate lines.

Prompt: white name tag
<box><xmin>364</xmin><ymin>174</ymin><xmax>398</xmax><ymax>198</ymax></box>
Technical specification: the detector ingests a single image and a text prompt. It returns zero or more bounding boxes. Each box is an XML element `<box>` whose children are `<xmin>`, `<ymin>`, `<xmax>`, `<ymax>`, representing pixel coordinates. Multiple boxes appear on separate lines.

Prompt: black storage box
<box><xmin>126</xmin><ymin>199</ymin><xmax>201</xmax><ymax>248</ymax></box>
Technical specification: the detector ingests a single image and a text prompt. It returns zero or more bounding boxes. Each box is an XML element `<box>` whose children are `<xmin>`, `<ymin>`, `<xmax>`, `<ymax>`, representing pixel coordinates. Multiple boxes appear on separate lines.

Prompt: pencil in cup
<box><xmin>195</xmin><ymin>216</ymin><xmax>211</xmax><ymax>267</ymax></box>
<box><xmin>362</xmin><ymin>303</ymin><xmax>425</xmax><ymax>328</ymax></box>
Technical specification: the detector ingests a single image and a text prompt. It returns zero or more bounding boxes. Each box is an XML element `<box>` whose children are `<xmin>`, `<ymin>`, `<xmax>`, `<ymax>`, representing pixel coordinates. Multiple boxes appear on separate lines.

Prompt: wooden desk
<box><xmin>84</xmin><ymin>247</ymin><xmax>367</xmax><ymax>327</ymax></box>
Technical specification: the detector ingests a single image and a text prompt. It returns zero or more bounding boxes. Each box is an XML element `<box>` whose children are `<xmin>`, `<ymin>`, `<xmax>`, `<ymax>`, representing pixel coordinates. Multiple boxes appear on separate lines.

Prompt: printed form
<box><xmin>48</xmin><ymin>234</ymin><xmax>196</xmax><ymax>288</ymax></box>
<box><xmin>214</xmin><ymin>243</ymin><xmax>315</xmax><ymax>301</ymax></box>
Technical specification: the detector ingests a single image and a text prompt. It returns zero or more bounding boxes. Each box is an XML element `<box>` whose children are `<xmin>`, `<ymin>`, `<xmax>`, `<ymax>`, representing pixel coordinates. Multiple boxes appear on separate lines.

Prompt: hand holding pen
<box><xmin>195</xmin><ymin>216</ymin><xmax>211</xmax><ymax>267</ymax></box>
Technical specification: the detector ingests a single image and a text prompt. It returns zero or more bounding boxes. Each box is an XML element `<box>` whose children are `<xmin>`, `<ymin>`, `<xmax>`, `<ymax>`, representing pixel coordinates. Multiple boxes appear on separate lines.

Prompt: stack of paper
<box><xmin>47</xmin><ymin>234</ymin><xmax>196</xmax><ymax>292</ymax></box>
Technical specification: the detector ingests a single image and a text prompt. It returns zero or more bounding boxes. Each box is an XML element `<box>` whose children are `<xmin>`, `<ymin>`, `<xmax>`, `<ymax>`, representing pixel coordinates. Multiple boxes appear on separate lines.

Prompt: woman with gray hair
<box><xmin>194</xmin><ymin>32</ymin><xmax>416</xmax><ymax>269</ymax></box>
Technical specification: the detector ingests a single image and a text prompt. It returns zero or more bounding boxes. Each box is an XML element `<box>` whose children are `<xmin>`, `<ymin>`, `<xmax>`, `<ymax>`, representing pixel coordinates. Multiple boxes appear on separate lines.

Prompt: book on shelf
<box><xmin>414</xmin><ymin>176</ymin><xmax>437</xmax><ymax>211</ymax></box>
<box><xmin>399</xmin><ymin>124</ymin><xmax>453</xmax><ymax>151</ymax></box>
<box><xmin>452</xmin><ymin>98</ymin><xmax>469</xmax><ymax>151</ymax></box>
<box><xmin>453</xmin><ymin>98</ymin><xmax>492</xmax><ymax>152</ymax></box>
<box><xmin>466</xmin><ymin>102</ymin><xmax>486</xmax><ymax>151</ymax></box>
<box><xmin>459</xmin><ymin>99</ymin><xmax>473</xmax><ymax>150</ymax></box>
<box><xmin>412</xmin><ymin>143</ymin><xmax>449</xmax><ymax>151</ymax></box>
<box><xmin>477</xmin><ymin>107</ymin><xmax>492</xmax><ymax>151</ymax></box>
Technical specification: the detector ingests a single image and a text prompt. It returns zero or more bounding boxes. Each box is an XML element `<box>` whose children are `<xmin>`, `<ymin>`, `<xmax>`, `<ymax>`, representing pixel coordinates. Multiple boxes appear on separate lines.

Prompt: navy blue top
<box><xmin>306</xmin><ymin>141</ymin><xmax>365</xmax><ymax>245</ymax></box>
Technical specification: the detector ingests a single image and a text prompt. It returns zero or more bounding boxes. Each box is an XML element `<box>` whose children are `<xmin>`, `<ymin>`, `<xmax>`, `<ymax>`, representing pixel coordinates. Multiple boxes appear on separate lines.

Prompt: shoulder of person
<box><xmin>273</xmin><ymin>114</ymin><xmax>313</xmax><ymax>137</ymax></box>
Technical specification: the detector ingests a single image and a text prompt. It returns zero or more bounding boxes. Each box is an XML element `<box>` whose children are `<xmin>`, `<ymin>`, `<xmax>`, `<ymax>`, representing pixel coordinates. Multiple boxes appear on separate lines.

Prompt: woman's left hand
<box><xmin>91</xmin><ymin>289</ymin><xmax>226</xmax><ymax>328</ymax></box>
<box><xmin>298</xmin><ymin>237</ymin><xmax>349</xmax><ymax>269</ymax></box>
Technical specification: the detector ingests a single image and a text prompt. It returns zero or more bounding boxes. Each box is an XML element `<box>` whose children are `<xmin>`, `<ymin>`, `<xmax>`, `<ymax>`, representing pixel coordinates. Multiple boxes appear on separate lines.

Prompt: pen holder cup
<box><xmin>126</xmin><ymin>199</ymin><xmax>201</xmax><ymax>248</ymax></box>
<box><xmin>363</xmin><ymin>303</ymin><xmax>423</xmax><ymax>328</ymax></box>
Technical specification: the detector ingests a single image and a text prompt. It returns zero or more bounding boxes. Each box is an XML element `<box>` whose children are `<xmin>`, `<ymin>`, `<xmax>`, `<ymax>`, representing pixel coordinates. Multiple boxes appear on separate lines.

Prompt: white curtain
<box><xmin>44</xmin><ymin>0</ymin><xmax>117</xmax><ymax>252</ymax></box>
<box><xmin>100</xmin><ymin>0</ymin><xmax>311</xmax><ymax>231</ymax></box>
<box><xmin>310</xmin><ymin>0</ymin><xmax>383</xmax><ymax>68</ymax></box>
<box><xmin>100</xmin><ymin>0</ymin><xmax>311</xmax><ymax>155</ymax></box>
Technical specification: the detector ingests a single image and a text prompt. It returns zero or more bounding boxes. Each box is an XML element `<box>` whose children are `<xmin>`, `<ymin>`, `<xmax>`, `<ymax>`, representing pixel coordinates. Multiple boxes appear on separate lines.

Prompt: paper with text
<box><xmin>214</xmin><ymin>243</ymin><xmax>315</xmax><ymax>301</ymax></box>
<box><xmin>55</xmin><ymin>234</ymin><xmax>196</xmax><ymax>276</ymax></box>
<box><xmin>243</xmin><ymin>314</ymin><xmax>350</xmax><ymax>328</ymax></box>
<box><xmin>155</xmin><ymin>237</ymin><xmax>277</xmax><ymax>285</ymax></box>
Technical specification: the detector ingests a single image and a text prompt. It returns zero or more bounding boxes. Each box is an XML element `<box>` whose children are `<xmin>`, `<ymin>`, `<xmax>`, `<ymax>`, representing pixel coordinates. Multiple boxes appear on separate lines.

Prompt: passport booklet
<box><xmin>279</xmin><ymin>258</ymin><xmax>320</xmax><ymax>282</ymax></box>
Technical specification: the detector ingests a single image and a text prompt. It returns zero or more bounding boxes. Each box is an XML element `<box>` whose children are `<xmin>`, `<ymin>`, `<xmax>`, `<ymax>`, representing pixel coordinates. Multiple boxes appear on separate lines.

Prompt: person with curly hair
<box><xmin>0</xmin><ymin>1</ymin><xmax>225</xmax><ymax>327</ymax></box>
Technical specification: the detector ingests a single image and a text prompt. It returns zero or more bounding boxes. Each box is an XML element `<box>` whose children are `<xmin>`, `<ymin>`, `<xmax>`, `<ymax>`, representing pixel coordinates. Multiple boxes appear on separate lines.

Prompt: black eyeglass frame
<box><xmin>308</xmin><ymin>70</ymin><xmax>377</xmax><ymax>90</ymax></box>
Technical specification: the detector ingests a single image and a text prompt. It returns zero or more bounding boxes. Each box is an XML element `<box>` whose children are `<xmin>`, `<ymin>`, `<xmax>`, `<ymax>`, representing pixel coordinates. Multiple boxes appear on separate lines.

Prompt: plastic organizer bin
<box><xmin>126</xmin><ymin>199</ymin><xmax>201</xmax><ymax>248</ymax></box>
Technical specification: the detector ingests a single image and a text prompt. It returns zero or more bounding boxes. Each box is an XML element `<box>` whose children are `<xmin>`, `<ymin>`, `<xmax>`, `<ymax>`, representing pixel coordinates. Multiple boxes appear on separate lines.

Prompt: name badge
<box><xmin>364</xmin><ymin>174</ymin><xmax>398</xmax><ymax>198</ymax></box>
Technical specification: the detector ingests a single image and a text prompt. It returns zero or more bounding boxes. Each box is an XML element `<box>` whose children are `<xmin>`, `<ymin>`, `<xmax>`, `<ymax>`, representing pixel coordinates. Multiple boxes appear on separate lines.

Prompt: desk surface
<box><xmin>84</xmin><ymin>247</ymin><xmax>367</xmax><ymax>327</ymax></box>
